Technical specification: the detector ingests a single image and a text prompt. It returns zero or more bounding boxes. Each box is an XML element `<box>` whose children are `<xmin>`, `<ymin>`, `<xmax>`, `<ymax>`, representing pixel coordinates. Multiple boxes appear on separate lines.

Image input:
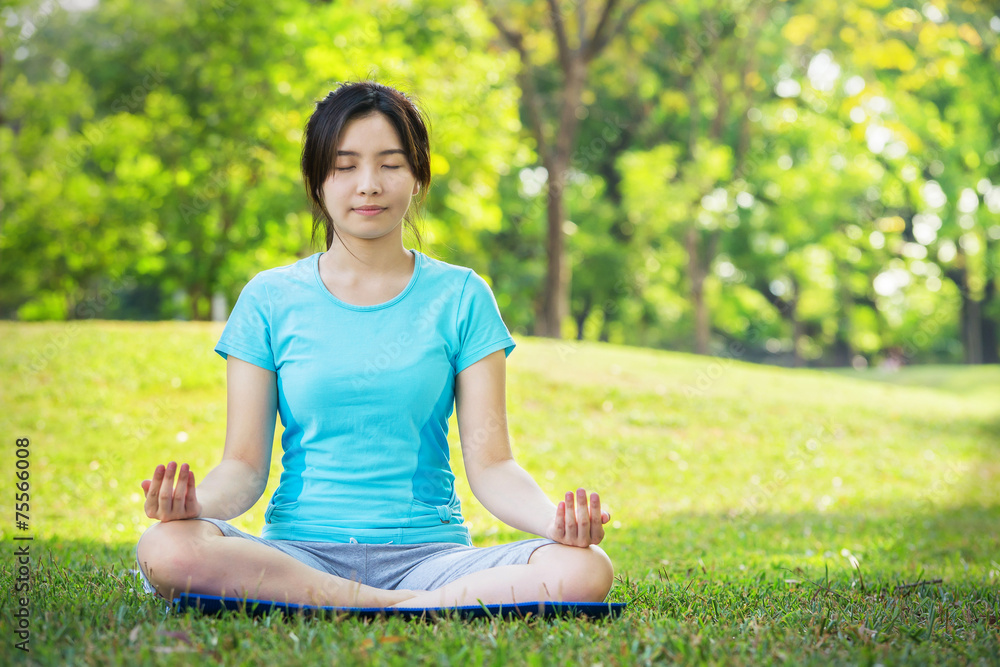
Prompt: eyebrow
<box><xmin>336</xmin><ymin>149</ymin><xmax>406</xmax><ymax>157</ymax></box>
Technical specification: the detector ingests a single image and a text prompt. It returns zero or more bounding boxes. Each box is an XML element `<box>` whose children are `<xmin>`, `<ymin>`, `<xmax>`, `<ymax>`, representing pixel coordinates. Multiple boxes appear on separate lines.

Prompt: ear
<box><xmin>412</xmin><ymin>181</ymin><xmax>420</xmax><ymax>196</ymax></box>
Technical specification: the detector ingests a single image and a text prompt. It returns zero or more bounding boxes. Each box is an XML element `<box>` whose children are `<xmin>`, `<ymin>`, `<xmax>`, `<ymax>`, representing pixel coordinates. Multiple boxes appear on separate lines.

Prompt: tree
<box><xmin>815</xmin><ymin>0</ymin><xmax>1000</xmax><ymax>363</ymax></box>
<box><xmin>1</xmin><ymin>0</ymin><xmax>526</xmax><ymax>321</ymax></box>
<box><xmin>476</xmin><ymin>0</ymin><xmax>646</xmax><ymax>337</ymax></box>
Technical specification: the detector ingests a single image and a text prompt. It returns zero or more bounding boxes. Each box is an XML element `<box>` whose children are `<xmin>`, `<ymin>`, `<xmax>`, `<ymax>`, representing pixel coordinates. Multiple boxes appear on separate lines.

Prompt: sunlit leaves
<box><xmin>2</xmin><ymin>0</ymin><xmax>997</xmax><ymax>362</ymax></box>
<box><xmin>782</xmin><ymin>14</ymin><xmax>819</xmax><ymax>46</ymax></box>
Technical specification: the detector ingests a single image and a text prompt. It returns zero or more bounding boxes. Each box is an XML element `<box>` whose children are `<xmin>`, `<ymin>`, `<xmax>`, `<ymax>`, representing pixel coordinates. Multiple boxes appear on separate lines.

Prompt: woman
<box><xmin>136</xmin><ymin>81</ymin><xmax>613</xmax><ymax>609</ymax></box>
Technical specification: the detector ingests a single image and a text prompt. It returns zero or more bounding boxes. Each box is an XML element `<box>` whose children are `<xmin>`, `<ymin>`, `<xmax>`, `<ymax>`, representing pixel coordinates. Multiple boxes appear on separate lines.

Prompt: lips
<box><xmin>353</xmin><ymin>206</ymin><xmax>386</xmax><ymax>216</ymax></box>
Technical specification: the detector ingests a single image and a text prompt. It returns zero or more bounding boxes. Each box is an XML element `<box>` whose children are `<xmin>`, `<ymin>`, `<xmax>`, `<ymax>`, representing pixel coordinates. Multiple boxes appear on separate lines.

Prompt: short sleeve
<box><xmin>454</xmin><ymin>271</ymin><xmax>516</xmax><ymax>374</ymax></box>
<box><xmin>214</xmin><ymin>274</ymin><xmax>276</xmax><ymax>371</ymax></box>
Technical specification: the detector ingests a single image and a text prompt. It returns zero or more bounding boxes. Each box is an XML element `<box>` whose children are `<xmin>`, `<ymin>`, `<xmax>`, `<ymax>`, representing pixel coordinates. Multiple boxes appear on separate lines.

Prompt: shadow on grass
<box><xmin>823</xmin><ymin>364</ymin><xmax>1000</xmax><ymax>397</ymax></box>
<box><xmin>489</xmin><ymin>504</ymin><xmax>1000</xmax><ymax>586</ymax></box>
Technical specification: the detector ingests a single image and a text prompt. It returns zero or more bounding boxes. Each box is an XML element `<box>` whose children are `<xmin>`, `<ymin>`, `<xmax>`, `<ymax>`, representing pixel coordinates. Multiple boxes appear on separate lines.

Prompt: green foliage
<box><xmin>0</xmin><ymin>322</ymin><xmax>998</xmax><ymax>664</ymax></box>
<box><xmin>1</xmin><ymin>0</ymin><xmax>998</xmax><ymax>364</ymax></box>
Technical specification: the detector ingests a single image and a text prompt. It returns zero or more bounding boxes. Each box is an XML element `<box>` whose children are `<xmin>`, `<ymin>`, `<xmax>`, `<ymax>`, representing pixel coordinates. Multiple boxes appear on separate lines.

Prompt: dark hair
<box><xmin>302</xmin><ymin>81</ymin><xmax>431</xmax><ymax>249</ymax></box>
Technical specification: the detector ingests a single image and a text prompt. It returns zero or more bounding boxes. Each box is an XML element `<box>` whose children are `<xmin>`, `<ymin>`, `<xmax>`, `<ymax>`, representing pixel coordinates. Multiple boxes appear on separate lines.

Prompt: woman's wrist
<box><xmin>470</xmin><ymin>459</ymin><xmax>558</xmax><ymax>537</ymax></box>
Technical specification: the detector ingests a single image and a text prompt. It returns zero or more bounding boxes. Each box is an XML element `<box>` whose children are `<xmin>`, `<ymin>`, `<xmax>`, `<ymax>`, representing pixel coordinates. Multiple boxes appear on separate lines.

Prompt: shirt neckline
<box><xmin>312</xmin><ymin>249</ymin><xmax>422</xmax><ymax>311</ymax></box>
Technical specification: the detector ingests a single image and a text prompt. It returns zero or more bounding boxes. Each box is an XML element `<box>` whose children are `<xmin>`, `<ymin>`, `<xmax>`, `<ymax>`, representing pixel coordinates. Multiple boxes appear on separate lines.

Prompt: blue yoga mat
<box><xmin>173</xmin><ymin>592</ymin><xmax>626</xmax><ymax>620</ymax></box>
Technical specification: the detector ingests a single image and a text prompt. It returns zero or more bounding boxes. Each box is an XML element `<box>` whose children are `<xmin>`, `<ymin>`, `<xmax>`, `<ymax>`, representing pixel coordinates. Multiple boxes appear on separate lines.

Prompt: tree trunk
<box><xmin>952</xmin><ymin>250</ymin><xmax>984</xmax><ymax>364</ymax></box>
<box><xmin>790</xmin><ymin>278</ymin><xmax>804</xmax><ymax>367</ymax></box>
<box><xmin>982</xmin><ymin>276</ymin><xmax>999</xmax><ymax>364</ymax></box>
<box><xmin>575</xmin><ymin>296</ymin><xmax>591</xmax><ymax>341</ymax></box>
<box><xmin>963</xmin><ymin>294</ymin><xmax>984</xmax><ymax>364</ymax></box>
<box><xmin>945</xmin><ymin>264</ymin><xmax>981</xmax><ymax>364</ymax></box>
<box><xmin>599</xmin><ymin>307</ymin><xmax>612</xmax><ymax>342</ymax></box>
<box><xmin>834</xmin><ymin>260</ymin><xmax>855</xmax><ymax>366</ymax></box>
<box><xmin>539</xmin><ymin>162</ymin><xmax>568</xmax><ymax>337</ymax></box>
<box><xmin>537</xmin><ymin>62</ymin><xmax>585</xmax><ymax>338</ymax></box>
<box><xmin>686</xmin><ymin>227</ymin><xmax>709</xmax><ymax>355</ymax></box>
<box><xmin>480</xmin><ymin>0</ymin><xmax>645</xmax><ymax>337</ymax></box>
<box><xmin>983</xmin><ymin>238</ymin><xmax>999</xmax><ymax>364</ymax></box>
<box><xmin>189</xmin><ymin>285</ymin><xmax>205</xmax><ymax>321</ymax></box>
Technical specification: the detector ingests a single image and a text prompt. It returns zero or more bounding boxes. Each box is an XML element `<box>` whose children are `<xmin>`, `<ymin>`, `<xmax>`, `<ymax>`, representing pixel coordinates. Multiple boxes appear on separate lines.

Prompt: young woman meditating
<box><xmin>135</xmin><ymin>81</ymin><xmax>613</xmax><ymax>609</ymax></box>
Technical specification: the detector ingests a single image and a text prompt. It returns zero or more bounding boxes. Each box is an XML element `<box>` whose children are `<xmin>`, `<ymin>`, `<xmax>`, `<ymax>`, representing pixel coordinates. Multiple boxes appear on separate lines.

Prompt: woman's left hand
<box><xmin>546</xmin><ymin>488</ymin><xmax>611</xmax><ymax>547</ymax></box>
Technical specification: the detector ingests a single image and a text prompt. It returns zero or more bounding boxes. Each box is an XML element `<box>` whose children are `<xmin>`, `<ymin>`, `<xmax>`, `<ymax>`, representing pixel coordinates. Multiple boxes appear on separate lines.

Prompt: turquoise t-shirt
<box><xmin>214</xmin><ymin>250</ymin><xmax>516</xmax><ymax>545</ymax></box>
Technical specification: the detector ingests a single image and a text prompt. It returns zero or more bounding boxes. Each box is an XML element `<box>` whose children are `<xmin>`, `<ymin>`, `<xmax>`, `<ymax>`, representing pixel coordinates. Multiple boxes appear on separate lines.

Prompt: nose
<box><xmin>357</xmin><ymin>165</ymin><xmax>381</xmax><ymax>195</ymax></box>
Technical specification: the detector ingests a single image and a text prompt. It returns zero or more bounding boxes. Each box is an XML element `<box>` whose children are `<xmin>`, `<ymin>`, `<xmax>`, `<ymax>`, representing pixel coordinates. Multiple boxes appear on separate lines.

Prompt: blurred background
<box><xmin>2</xmin><ymin>0</ymin><xmax>998</xmax><ymax>368</ymax></box>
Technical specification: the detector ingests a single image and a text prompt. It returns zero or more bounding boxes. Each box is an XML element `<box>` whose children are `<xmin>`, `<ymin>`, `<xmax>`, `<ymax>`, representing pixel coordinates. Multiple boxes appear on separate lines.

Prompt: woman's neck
<box><xmin>323</xmin><ymin>235</ymin><xmax>413</xmax><ymax>278</ymax></box>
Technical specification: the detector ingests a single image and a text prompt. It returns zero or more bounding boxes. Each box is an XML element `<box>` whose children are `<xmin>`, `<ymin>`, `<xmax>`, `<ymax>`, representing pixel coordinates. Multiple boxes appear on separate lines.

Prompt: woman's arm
<box><xmin>455</xmin><ymin>350</ymin><xmax>609</xmax><ymax>546</ymax></box>
<box><xmin>141</xmin><ymin>356</ymin><xmax>277</xmax><ymax>521</ymax></box>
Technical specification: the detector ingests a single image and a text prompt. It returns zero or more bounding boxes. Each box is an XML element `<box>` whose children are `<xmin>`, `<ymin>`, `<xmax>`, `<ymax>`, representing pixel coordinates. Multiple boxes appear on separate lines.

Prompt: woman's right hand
<box><xmin>141</xmin><ymin>461</ymin><xmax>202</xmax><ymax>521</ymax></box>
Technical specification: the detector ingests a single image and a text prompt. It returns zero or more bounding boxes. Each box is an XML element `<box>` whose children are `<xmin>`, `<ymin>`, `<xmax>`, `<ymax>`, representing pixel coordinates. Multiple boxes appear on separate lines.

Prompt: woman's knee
<box><xmin>136</xmin><ymin>519</ymin><xmax>222</xmax><ymax>589</ymax></box>
<box><xmin>530</xmin><ymin>543</ymin><xmax>614</xmax><ymax>602</ymax></box>
<box><xmin>578</xmin><ymin>545</ymin><xmax>614</xmax><ymax>599</ymax></box>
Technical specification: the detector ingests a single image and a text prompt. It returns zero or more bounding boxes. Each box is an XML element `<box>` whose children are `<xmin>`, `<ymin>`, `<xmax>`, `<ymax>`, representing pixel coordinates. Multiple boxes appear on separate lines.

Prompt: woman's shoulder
<box><xmin>415</xmin><ymin>250</ymin><xmax>486</xmax><ymax>287</ymax></box>
<box><xmin>245</xmin><ymin>253</ymin><xmax>321</xmax><ymax>288</ymax></box>
<box><xmin>413</xmin><ymin>251</ymin><xmax>502</xmax><ymax>313</ymax></box>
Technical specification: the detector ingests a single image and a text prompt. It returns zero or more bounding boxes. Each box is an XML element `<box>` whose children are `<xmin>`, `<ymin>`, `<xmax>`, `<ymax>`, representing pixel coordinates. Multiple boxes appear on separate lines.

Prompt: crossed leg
<box><xmin>396</xmin><ymin>542</ymin><xmax>614</xmax><ymax>608</ymax></box>
<box><xmin>137</xmin><ymin>521</ymin><xmax>613</xmax><ymax>609</ymax></box>
<box><xmin>136</xmin><ymin>519</ymin><xmax>416</xmax><ymax>607</ymax></box>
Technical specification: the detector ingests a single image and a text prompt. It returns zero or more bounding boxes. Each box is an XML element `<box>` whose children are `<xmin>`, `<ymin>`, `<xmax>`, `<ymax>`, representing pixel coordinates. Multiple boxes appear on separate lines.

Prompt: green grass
<box><xmin>1</xmin><ymin>321</ymin><xmax>998</xmax><ymax>665</ymax></box>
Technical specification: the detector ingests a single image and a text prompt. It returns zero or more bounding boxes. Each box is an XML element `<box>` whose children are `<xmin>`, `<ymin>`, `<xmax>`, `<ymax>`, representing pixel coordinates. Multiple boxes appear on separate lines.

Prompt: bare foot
<box><xmin>376</xmin><ymin>588</ymin><xmax>421</xmax><ymax>608</ymax></box>
<box><xmin>301</xmin><ymin>581</ymin><xmax>419</xmax><ymax>608</ymax></box>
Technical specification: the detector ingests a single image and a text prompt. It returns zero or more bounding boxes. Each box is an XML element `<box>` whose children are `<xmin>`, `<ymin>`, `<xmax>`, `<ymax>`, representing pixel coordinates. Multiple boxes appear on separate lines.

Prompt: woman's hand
<box><xmin>546</xmin><ymin>488</ymin><xmax>611</xmax><ymax>547</ymax></box>
<box><xmin>141</xmin><ymin>461</ymin><xmax>202</xmax><ymax>522</ymax></box>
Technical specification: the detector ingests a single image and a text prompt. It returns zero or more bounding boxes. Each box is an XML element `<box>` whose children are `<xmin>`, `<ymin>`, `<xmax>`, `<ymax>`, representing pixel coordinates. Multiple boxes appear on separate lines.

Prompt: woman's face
<box><xmin>321</xmin><ymin>112</ymin><xmax>419</xmax><ymax>246</ymax></box>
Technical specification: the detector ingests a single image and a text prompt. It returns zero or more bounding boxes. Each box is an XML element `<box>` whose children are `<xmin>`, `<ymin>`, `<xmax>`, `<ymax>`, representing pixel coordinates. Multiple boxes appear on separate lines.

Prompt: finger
<box><xmin>564</xmin><ymin>491</ymin><xmax>578</xmax><ymax>539</ymax></box>
<box><xmin>589</xmin><ymin>491</ymin><xmax>602</xmax><ymax>529</ymax></box>
<box><xmin>144</xmin><ymin>465</ymin><xmax>165</xmax><ymax>516</ymax></box>
<box><xmin>145</xmin><ymin>464</ymin><xmax>165</xmax><ymax>498</ymax></box>
<box><xmin>184</xmin><ymin>469</ymin><xmax>198</xmax><ymax>508</ymax></box>
<box><xmin>601</xmin><ymin>511</ymin><xmax>611</xmax><ymax>524</ymax></box>
<box><xmin>590</xmin><ymin>492</ymin><xmax>605</xmax><ymax>544</ymax></box>
<box><xmin>158</xmin><ymin>461</ymin><xmax>177</xmax><ymax>514</ymax></box>
<box><xmin>575</xmin><ymin>489</ymin><xmax>590</xmax><ymax>545</ymax></box>
<box><xmin>553</xmin><ymin>501</ymin><xmax>566</xmax><ymax>540</ymax></box>
<box><xmin>174</xmin><ymin>463</ymin><xmax>191</xmax><ymax>510</ymax></box>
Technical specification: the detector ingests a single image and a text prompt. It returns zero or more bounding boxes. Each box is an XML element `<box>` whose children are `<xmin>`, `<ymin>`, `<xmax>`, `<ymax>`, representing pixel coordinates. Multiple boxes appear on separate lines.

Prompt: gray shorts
<box><xmin>135</xmin><ymin>517</ymin><xmax>555</xmax><ymax>597</ymax></box>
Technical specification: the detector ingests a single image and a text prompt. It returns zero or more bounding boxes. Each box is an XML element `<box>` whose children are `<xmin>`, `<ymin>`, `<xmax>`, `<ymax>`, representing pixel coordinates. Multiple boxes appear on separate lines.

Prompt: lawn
<box><xmin>1</xmin><ymin>321</ymin><xmax>998</xmax><ymax>665</ymax></box>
